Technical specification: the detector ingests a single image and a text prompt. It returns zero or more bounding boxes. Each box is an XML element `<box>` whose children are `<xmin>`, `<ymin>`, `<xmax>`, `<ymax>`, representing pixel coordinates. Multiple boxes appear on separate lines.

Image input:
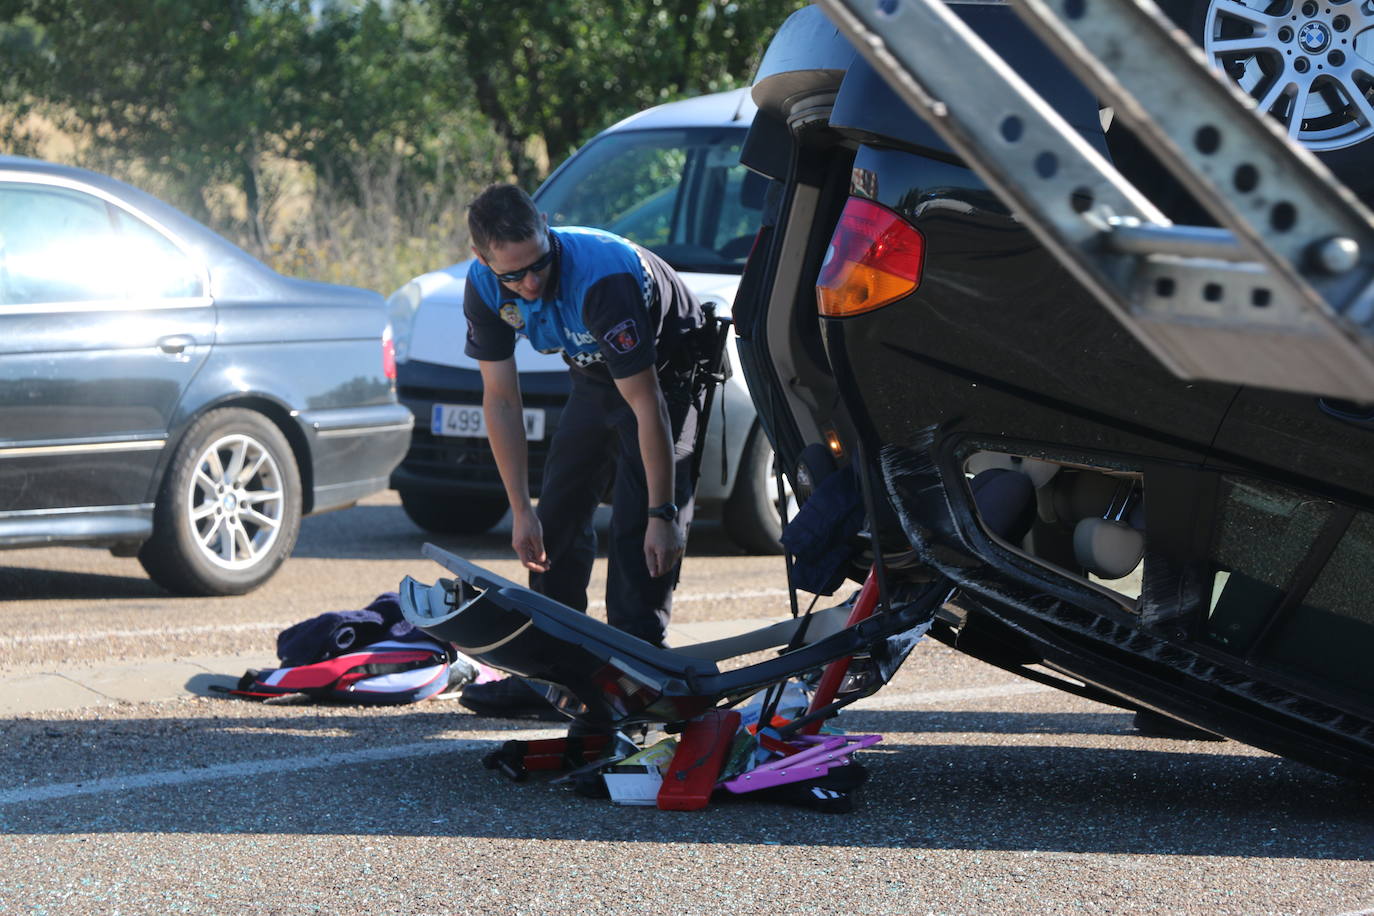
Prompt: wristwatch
<box><xmin>647</xmin><ymin>502</ymin><xmax>679</xmax><ymax>523</ymax></box>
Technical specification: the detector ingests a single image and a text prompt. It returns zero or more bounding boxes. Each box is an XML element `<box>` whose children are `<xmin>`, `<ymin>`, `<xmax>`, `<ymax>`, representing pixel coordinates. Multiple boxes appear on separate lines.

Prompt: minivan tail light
<box><xmin>382</xmin><ymin>323</ymin><xmax>397</xmax><ymax>381</ymax></box>
<box><xmin>816</xmin><ymin>197</ymin><xmax>924</xmax><ymax>318</ymax></box>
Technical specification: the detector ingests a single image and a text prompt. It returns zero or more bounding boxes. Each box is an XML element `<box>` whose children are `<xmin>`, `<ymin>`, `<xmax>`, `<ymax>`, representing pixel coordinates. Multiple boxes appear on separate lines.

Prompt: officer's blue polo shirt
<box><xmin>463</xmin><ymin>227</ymin><xmax>701</xmax><ymax>380</ymax></box>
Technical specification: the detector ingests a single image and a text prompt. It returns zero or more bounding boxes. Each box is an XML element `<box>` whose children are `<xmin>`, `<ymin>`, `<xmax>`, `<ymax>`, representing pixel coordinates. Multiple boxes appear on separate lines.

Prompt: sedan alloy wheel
<box><xmin>140</xmin><ymin>408</ymin><xmax>302</xmax><ymax>596</ymax></box>
<box><xmin>187</xmin><ymin>432</ymin><xmax>288</xmax><ymax>569</ymax></box>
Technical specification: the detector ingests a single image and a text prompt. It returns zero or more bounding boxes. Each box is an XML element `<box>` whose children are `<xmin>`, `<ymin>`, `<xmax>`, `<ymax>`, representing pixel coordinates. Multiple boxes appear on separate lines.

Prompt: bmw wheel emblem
<box><xmin>1299</xmin><ymin>21</ymin><xmax>1331</xmax><ymax>53</ymax></box>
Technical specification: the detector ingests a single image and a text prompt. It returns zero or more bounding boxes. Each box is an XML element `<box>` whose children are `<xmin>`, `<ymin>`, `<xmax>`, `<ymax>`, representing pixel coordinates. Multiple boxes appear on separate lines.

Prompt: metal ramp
<box><xmin>818</xmin><ymin>0</ymin><xmax>1374</xmax><ymax>400</ymax></box>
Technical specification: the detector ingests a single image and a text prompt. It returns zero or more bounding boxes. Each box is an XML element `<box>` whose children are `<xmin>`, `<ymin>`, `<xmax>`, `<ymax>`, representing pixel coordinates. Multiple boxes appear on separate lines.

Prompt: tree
<box><xmin>435</xmin><ymin>0</ymin><xmax>807</xmax><ymax>186</ymax></box>
<box><xmin>280</xmin><ymin>1</ymin><xmax>500</xmax><ymax>204</ymax></box>
<box><xmin>0</xmin><ymin>0</ymin><xmax>799</xmax><ymax>288</ymax></box>
<box><xmin>0</xmin><ymin>0</ymin><xmax>496</xmax><ymax>246</ymax></box>
<box><xmin>0</xmin><ymin>0</ymin><xmax>314</xmax><ymax>239</ymax></box>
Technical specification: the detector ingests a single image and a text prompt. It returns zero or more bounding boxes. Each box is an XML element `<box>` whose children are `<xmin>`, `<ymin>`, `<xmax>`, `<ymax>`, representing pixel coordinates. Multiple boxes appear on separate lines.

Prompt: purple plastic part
<box><xmin>719</xmin><ymin>733</ymin><xmax>882</xmax><ymax>794</ymax></box>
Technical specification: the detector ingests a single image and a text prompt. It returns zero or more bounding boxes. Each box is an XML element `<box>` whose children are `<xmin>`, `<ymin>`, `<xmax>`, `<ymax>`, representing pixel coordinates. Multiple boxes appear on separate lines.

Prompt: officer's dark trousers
<box><xmin>530</xmin><ymin>369</ymin><xmax>697</xmax><ymax>647</ymax></box>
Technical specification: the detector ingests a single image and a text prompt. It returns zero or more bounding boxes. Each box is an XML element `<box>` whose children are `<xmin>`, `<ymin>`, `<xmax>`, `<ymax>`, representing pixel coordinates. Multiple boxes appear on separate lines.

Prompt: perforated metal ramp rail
<box><xmin>819</xmin><ymin>0</ymin><xmax>1374</xmax><ymax>399</ymax></box>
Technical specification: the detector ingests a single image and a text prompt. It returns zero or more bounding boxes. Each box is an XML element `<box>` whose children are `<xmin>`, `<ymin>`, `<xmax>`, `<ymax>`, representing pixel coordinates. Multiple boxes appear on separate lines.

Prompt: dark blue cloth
<box><xmin>276</xmin><ymin>592</ymin><xmax>429</xmax><ymax>667</ymax></box>
<box><xmin>968</xmin><ymin>468</ymin><xmax>1036</xmax><ymax>542</ymax></box>
<box><xmin>780</xmin><ymin>466</ymin><xmax>865</xmax><ymax>596</ymax></box>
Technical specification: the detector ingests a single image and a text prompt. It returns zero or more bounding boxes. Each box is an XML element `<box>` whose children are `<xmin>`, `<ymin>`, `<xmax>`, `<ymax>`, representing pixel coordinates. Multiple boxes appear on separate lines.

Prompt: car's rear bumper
<box><xmin>298</xmin><ymin>402</ymin><xmax>413</xmax><ymax>513</ymax></box>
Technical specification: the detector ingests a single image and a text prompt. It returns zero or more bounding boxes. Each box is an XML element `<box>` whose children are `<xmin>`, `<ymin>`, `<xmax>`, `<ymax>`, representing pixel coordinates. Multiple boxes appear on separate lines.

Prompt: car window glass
<box><xmin>111</xmin><ymin>208</ymin><xmax>204</xmax><ymax>298</ymax></box>
<box><xmin>0</xmin><ymin>184</ymin><xmax>126</xmax><ymax>304</ymax></box>
<box><xmin>1204</xmin><ymin>477</ymin><xmax>1332</xmax><ymax>652</ymax></box>
<box><xmin>536</xmin><ymin>127</ymin><xmax>761</xmax><ymax>274</ymax></box>
<box><xmin>543</xmin><ymin>131</ymin><xmax>686</xmax><ymax>244</ymax></box>
<box><xmin>0</xmin><ymin>184</ymin><xmax>205</xmax><ymax>306</ymax></box>
<box><xmin>962</xmin><ymin>455</ymin><xmax>1145</xmax><ymax>604</ymax></box>
<box><xmin>1262</xmin><ymin>511</ymin><xmax>1374</xmax><ymax>695</ymax></box>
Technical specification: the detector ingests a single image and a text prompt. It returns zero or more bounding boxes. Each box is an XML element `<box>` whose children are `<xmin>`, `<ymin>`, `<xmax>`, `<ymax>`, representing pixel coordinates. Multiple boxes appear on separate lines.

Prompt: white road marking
<box><xmin>0</xmin><ymin>589</ymin><xmax>793</xmax><ymax>647</ymax></box>
<box><xmin>657</xmin><ymin>588</ymin><xmax>792</xmax><ymax>604</ymax></box>
<box><xmin>0</xmin><ymin>681</ymin><xmax>1048</xmax><ymax>807</ymax></box>
<box><xmin>1</xmin><ymin>621</ymin><xmax>284</xmax><ymax>646</ymax></box>
<box><xmin>0</xmin><ymin>730</ymin><xmax>549</xmax><ymax>807</ymax></box>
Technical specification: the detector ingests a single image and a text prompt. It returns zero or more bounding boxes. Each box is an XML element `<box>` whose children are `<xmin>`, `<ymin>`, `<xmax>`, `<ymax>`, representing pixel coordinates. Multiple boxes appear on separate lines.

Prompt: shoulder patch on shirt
<box><xmin>603</xmin><ymin>318</ymin><xmax>640</xmax><ymax>354</ymax></box>
<box><xmin>499</xmin><ymin>302</ymin><xmax>525</xmax><ymax>329</ymax></box>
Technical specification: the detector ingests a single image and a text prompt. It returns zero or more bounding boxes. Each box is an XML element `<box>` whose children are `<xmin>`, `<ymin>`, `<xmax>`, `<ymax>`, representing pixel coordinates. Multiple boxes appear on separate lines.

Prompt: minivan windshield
<box><xmin>535</xmin><ymin>127</ymin><xmax>764</xmax><ymax>275</ymax></box>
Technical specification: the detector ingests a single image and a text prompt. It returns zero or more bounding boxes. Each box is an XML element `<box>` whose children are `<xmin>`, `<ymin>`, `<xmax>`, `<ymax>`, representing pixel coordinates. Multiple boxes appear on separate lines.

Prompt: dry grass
<box><xmin>6</xmin><ymin>111</ymin><xmax>502</xmax><ymax>295</ymax></box>
<box><xmin>261</xmin><ymin>152</ymin><xmax>483</xmax><ymax>295</ymax></box>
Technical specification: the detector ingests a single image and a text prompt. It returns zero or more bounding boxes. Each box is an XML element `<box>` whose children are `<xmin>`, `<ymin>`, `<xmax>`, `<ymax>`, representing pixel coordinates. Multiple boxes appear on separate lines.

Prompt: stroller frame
<box><xmin>399</xmin><ymin>543</ymin><xmax>942</xmax><ymax>729</ymax></box>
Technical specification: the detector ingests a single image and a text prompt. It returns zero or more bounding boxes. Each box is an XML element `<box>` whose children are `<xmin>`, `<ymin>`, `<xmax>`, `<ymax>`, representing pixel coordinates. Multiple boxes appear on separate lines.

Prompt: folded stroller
<box><xmin>398</xmin><ymin>543</ymin><xmax>945</xmax><ymax>730</ymax></box>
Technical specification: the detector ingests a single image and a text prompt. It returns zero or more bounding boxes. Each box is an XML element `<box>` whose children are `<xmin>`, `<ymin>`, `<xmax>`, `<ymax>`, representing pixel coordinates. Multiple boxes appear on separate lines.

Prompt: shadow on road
<box><xmin>0</xmin><ymin>505</ymin><xmax>763</xmax><ymax>600</ymax></box>
<box><xmin>0</xmin><ymin>564</ymin><xmax>169</xmax><ymax>601</ymax></box>
<box><xmin>292</xmin><ymin>504</ymin><xmax>515</xmax><ymax>561</ymax></box>
<box><xmin>847</xmin><ymin>708</ymin><xmax>1140</xmax><ymax>738</ymax></box>
<box><xmin>4</xmin><ymin>707</ymin><xmax>1372</xmax><ymax>858</ymax></box>
<box><xmin>292</xmin><ymin>503</ymin><xmax>759</xmax><ymax>561</ymax></box>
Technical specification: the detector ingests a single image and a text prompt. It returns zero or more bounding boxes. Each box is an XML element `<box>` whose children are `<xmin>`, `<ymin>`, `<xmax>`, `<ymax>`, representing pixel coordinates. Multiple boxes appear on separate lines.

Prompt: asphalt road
<box><xmin>1</xmin><ymin>492</ymin><xmax>1372</xmax><ymax>915</ymax></box>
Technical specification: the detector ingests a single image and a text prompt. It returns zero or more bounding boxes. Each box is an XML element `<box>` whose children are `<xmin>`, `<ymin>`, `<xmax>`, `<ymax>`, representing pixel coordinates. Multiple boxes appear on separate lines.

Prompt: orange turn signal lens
<box><xmin>816</xmin><ymin>197</ymin><xmax>925</xmax><ymax>318</ymax></box>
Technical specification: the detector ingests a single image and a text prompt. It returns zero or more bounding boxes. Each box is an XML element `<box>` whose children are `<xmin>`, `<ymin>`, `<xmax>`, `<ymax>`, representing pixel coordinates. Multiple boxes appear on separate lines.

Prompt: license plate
<box><xmin>431</xmin><ymin>403</ymin><xmax>545</xmax><ymax>441</ymax></box>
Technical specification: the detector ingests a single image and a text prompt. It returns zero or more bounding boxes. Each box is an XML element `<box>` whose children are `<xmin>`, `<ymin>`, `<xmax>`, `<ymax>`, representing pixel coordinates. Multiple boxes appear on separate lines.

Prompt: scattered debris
<box><xmin>212</xmin><ymin>593</ymin><xmax>478</xmax><ymax>705</ymax></box>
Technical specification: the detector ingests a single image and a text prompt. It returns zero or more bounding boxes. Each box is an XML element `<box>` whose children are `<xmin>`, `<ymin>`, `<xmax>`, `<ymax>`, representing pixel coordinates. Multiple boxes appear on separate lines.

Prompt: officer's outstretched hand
<box><xmin>511</xmin><ymin>505</ymin><xmax>549</xmax><ymax>573</ymax></box>
<box><xmin>645</xmin><ymin>518</ymin><xmax>685</xmax><ymax>578</ymax></box>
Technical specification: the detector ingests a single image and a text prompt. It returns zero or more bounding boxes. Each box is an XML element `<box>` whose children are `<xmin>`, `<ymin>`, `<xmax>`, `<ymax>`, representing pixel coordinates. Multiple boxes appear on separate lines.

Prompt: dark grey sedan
<box><xmin>0</xmin><ymin>156</ymin><xmax>412</xmax><ymax>595</ymax></box>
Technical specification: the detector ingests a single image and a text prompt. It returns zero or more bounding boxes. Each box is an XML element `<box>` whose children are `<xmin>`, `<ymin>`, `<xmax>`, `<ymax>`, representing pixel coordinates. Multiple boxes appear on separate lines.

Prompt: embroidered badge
<box><xmin>499</xmin><ymin>302</ymin><xmax>525</xmax><ymax>329</ymax></box>
<box><xmin>603</xmin><ymin>318</ymin><xmax>640</xmax><ymax>354</ymax></box>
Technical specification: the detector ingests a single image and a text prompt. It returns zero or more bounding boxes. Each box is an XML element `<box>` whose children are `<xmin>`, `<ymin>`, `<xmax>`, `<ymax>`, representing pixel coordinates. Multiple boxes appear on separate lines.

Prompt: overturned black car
<box><xmin>726</xmin><ymin>3</ymin><xmax>1374</xmax><ymax>779</ymax></box>
<box><xmin>398</xmin><ymin>0</ymin><xmax>1374</xmax><ymax>782</ymax></box>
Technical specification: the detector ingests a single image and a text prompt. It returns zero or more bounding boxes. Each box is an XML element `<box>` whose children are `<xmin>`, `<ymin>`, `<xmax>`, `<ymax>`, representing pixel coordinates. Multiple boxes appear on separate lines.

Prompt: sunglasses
<box><xmin>493</xmin><ymin>238</ymin><xmax>555</xmax><ymax>283</ymax></box>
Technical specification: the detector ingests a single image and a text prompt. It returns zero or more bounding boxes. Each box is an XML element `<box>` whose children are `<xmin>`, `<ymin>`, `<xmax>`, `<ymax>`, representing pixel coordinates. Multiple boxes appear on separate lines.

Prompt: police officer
<box><xmin>457</xmin><ymin>184</ymin><xmax>703</xmax><ymax>718</ymax></box>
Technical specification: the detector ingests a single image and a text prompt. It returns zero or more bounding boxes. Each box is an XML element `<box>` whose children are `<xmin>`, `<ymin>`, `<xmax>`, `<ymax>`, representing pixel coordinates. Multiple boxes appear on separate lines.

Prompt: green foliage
<box><xmin>283</xmin><ymin>1</ymin><xmax>501</xmax><ymax>201</ymax></box>
<box><xmin>0</xmin><ymin>0</ymin><xmax>802</xmax><ymax>292</ymax></box>
<box><xmin>0</xmin><ymin>1</ymin><xmax>496</xmax><ymax>233</ymax></box>
<box><xmin>3</xmin><ymin>1</ymin><xmax>291</xmax><ymax>225</ymax></box>
<box><xmin>434</xmin><ymin>0</ymin><xmax>807</xmax><ymax>187</ymax></box>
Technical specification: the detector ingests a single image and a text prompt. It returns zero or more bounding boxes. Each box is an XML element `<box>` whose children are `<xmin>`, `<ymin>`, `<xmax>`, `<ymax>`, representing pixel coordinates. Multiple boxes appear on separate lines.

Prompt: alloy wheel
<box><xmin>184</xmin><ymin>433</ymin><xmax>286</xmax><ymax>570</ymax></box>
<box><xmin>1204</xmin><ymin>0</ymin><xmax>1374</xmax><ymax>150</ymax></box>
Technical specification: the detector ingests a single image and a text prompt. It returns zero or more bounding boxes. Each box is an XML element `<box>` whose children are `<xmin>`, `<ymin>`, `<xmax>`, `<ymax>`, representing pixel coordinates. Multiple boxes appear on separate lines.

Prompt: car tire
<box><xmin>722</xmin><ymin>425</ymin><xmax>796</xmax><ymax>556</ymax></box>
<box><xmin>1159</xmin><ymin>0</ymin><xmax>1374</xmax><ymax>201</ymax></box>
<box><xmin>139</xmin><ymin>408</ymin><xmax>302</xmax><ymax>597</ymax></box>
<box><xmin>398</xmin><ymin>489</ymin><xmax>509</xmax><ymax>534</ymax></box>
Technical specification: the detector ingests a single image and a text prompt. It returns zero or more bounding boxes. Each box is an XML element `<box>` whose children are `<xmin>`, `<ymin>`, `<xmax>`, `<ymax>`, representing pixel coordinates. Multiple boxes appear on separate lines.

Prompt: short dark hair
<box><xmin>468</xmin><ymin>184</ymin><xmax>542</xmax><ymax>257</ymax></box>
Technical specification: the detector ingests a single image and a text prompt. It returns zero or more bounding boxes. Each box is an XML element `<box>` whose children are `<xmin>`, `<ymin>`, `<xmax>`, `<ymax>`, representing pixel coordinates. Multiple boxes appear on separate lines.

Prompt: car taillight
<box><xmin>816</xmin><ymin>197</ymin><xmax>924</xmax><ymax>318</ymax></box>
<box><xmin>382</xmin><ymin>323</ymin><xmax>397</xmax><ymax>381</ymax></box>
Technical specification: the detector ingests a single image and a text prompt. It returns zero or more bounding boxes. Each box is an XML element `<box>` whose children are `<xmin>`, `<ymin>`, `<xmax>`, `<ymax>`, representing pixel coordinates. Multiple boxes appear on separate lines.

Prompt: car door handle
<box><xmin>158</xmin><ymin>334</ymin><xmax>196</xmax><ymax>354</ymax></box>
